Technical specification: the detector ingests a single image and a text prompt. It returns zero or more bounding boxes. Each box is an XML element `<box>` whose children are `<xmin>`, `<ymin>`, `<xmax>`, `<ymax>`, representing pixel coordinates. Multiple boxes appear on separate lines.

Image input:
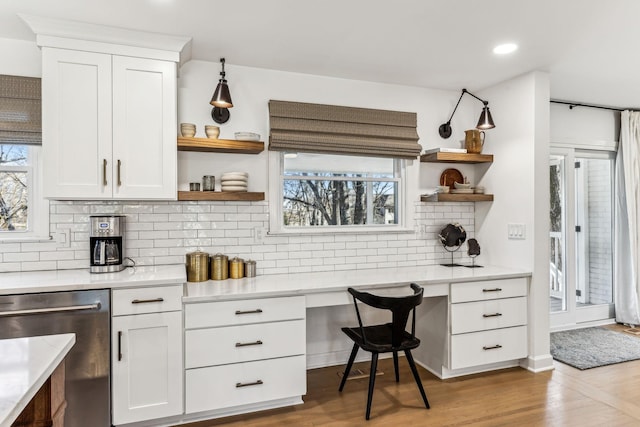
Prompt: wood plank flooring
<box><xmin>182</xmin><ymin>326</ymin><xmax>640</xmax><ymax>427</ymax></box>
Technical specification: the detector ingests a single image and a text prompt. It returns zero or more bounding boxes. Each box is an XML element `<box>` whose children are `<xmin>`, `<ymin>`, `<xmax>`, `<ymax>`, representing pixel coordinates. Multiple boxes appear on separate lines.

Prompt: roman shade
<box><xmin>0</xmin><ymin>75</ymin><xmax>42</xmax><ymax>145</ymax></box>
<box><xmin>269</xmin><ymin>100</ymin><xmax>421</xmax><ymax>159</ymax></box>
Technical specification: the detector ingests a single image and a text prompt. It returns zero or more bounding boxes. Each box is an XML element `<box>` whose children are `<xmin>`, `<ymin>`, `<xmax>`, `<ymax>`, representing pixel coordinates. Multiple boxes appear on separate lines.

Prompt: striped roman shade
<box><xmin>0</xmin><ymin>75</ymin><xmax>42</xmax><ymax>145</ymax></box>
<box><xmin>269</xmin><ymin>100</ymin><xmax>421</xmax><ymax>159</ymax></box>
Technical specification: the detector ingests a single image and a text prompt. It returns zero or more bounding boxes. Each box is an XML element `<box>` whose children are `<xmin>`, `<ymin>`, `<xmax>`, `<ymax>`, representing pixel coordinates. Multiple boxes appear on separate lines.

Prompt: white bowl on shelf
<box><xmin>453</xmin><ymin>181</ymin><xmax>472</xmax><ymax>190</ymax></box>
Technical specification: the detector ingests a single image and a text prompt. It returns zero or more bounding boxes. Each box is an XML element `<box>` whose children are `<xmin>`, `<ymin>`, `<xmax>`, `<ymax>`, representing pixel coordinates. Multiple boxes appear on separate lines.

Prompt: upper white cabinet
<box><xmin>22</xmin><ymin>14</ymin><xmax>191</xmax><ymax>200</ymax></box>
<box><xmin>42</xmin><ymin>48</ymin><xmax>177</xmax><ymax>199</ymax></box>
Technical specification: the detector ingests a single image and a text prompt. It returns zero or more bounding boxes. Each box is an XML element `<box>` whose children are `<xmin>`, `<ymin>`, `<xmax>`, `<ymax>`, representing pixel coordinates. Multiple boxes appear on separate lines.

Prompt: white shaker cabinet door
<box><xmin>112</xmin><ymin>311</ymin><xmax>183</xmax><ymax>425</ymax></box>
<box><xmin>112</xmin><ymin>56</ymin><xmax>177</xmax><ymax>199</ymax></box>
<box><xmin>42</xmin><ymin>48</ymin><xmax>113</xmax><ymax>199</ymax></box>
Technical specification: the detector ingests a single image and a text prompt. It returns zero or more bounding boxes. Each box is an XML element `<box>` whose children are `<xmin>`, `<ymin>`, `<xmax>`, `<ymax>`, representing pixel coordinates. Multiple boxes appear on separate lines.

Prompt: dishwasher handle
<box><xmin>0</xmin><ymin>303</ymin><xmax>102</xmax><ymax>317</ymax></box>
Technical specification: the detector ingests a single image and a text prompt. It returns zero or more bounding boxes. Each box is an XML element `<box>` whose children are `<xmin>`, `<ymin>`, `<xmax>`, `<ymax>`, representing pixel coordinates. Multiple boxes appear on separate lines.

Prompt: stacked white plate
<box><xmin>221</xmin><ymin>172</ymin><xmax>248</xmax><ymax>192</ymax></box>
<box><xmin>235</xmin><ymin>132</ymin><xmax>260</xmax><ymax>141</ymax></box>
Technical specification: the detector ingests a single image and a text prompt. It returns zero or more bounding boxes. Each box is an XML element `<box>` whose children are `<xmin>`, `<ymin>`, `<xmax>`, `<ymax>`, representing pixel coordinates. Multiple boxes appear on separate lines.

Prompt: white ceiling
<box><xmin>1</xmin><ymin>0</ymin><xmax>639</xmax><ymax>109</ymax></box>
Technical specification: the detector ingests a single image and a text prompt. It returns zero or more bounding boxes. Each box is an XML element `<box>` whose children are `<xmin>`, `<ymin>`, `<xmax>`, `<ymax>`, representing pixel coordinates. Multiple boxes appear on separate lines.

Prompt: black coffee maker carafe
<box><xmin>90</xmin><ymin>215</ymin><xmax>125</xmax><ymax>273</ymax></box>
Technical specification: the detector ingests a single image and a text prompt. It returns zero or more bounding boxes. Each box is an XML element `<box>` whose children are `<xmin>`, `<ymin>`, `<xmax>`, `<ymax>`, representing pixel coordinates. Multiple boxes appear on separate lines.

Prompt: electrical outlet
<box><xmin>253</xmin><ymin>226</ymin><xmax>265</xmax><ymax>243</ymax></box>
<box><xmin>55</xmin><ymin>228</ymin><xmax>71</xmax><ymax>248</ymax></box>
<box><xmin>507</xmin><ymin>223</ymin><xmax>526</xmax><ymax>240</ymax></box>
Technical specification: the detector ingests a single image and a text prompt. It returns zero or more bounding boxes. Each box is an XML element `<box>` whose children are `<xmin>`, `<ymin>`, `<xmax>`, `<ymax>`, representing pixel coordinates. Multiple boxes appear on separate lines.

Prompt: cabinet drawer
<box><xmin>185</xmin><ymin>355</ymin><xmax>306</xmax><ymax>414</ymax></box>
<box><xmin>450</xmin><ymin>278</ymin><xmax>527</xmax><ymax>303</ymax></box>
<box><xmin>185</xmin><ymin>319</ymin><xmax>306</xmax><ymax>368</ymax></box>
<box><xmin>112</xmin><ymin>285</ymin><xmax>183</xmax><ymax>316</ymax></box>
<box><xmin>451</xmin><ymin>297</ymin><xmax>527</xmax><ymax>334</ymax></box>
<box><xmin>184</xmin><ymin>296</ymin><xmax>305</xmax><ymax>329</ymax></box>
<box><xmin>450</xmin><ymin>326</ymin><xmax>527</xmax><ymax>370</ymax></box>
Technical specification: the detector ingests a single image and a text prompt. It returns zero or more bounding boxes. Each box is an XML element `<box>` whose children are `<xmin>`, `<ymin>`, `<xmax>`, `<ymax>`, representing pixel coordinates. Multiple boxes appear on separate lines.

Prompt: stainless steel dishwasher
<box><xmin>0</xmin><ymin>289</ymin><xmax>110</xmax><ymax>427</ymax></box>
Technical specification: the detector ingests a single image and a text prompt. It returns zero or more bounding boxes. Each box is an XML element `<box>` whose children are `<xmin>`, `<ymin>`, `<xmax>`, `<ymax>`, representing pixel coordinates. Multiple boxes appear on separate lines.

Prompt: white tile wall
<box><xmin>0</xmin><ymin>200</ymin><xmax>476</xmax><ymax>274</ymax></box>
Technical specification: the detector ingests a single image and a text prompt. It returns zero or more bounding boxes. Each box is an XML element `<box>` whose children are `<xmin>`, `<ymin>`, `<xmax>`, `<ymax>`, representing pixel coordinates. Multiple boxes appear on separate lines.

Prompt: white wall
<box><xmin>550</xmin><ymin>102</ymin><xmax>619</xmax><ymax>150</ymax></box>
<box><xmin>0</xmin><ymin>38</ymin><xmax>41</xmax><ymax>76</ymax></box>
<box><xmin>477</xmin><ymin>71</ymin><xmax>553</xmax><ymax>373</ymax></box>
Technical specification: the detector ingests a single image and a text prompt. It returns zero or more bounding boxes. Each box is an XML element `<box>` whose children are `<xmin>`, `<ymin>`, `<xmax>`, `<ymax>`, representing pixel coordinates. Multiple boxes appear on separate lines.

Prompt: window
<box><xmin>0</xmin><ymin>75</ymin><xmax>48</xmax><ymax>240</ymax></box>
<box><xmin>270</xmin><ymin>152</ymin><xmax>405</xmax><ymax>232</ymax></box>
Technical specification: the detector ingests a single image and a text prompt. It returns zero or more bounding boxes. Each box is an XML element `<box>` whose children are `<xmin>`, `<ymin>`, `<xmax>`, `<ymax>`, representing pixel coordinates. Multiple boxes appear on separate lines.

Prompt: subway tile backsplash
<box><xmin>0</xmin><ymin>201</ymin><xmax>475</xmax><ymax>274</ymax></box>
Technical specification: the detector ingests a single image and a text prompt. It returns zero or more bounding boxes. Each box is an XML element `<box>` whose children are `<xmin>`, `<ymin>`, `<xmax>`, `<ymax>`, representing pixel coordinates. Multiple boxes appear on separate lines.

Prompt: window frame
<box><xmin>268</xmin><ymin>151</ymin><xmax>410</xmax><ymax>235</ymax></box>
<box><xmin>0</xmin><ymin>144</ymin><xmax>50</xmax><ymax>242</ymax></box>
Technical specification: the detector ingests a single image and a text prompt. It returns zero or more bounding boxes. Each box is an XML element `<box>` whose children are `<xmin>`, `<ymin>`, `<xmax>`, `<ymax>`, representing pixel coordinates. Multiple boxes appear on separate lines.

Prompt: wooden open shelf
<box><xmin>420</xmin><ymin>152</ymin><xmax>493</xmax><ymax>164</ymax></box>
<box><xmin>177</xmin><ymin>137</ymin><xmax>264</xmax><ymax>154</ymax></box>
<box><xmin>178</xmin><ymin>191</ymin><xmax>265</xmax><ymax>201</ymax></box>
<box><xmin>421</xmin><ymin>193</ymin><xmax>494</xmax><ymax>202</ymax></box>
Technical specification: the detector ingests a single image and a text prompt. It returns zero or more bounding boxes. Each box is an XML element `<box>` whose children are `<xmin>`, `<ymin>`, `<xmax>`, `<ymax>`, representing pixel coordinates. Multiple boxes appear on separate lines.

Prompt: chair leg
<box><xmin>339</xmin><ymin>343</ymin><xmax>360</xmax><ymax>392</ymax></box>
<box><xmin>366</xmin><ymin>352</ymin><xmax>379</xmax><ymax>420</ymax></box>
<box><xmin>393</xmin><ymin>351</ymin><xmax>400</xmax><ymax>382</ymax></box>
<box><xmin>404</xmin><ymin>349</ymin><xmax>430</xmax><ymax>409</ymax></box>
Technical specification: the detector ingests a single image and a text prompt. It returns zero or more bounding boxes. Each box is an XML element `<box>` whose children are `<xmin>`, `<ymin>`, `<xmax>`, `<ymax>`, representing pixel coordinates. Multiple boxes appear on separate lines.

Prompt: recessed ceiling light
<box><xmin>493</xmin><ymin>43</ymin><xmax>518</xmax><ymax>55</ymax></box>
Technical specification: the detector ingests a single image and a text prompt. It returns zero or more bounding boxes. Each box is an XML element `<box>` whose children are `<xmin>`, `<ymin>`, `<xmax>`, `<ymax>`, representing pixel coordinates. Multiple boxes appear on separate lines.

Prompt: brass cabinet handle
<box><xmin>131</xmin><ymin>298</ymin><xmax>164</xmax><ymax>304</ymax></box>
<box><xmin>482</xmin><ymin>313</ymin><xmax>503</xmax><ymax>318</ymax></box>
<box><xmin>103</xmin><ymin>159</ymin><xmax>107</xmax><ymax>186</ymax></box>
<box><xmin>236</xmin><ymin>380</ymin><xmax>263</xmax><ymax>388</ymax></box>
<box><xmin>117</xmin><ymin>331</ymin><xmax>123</xmax><ymax>361</ymax></box>
<box><xmin>482</xmin><ymin>288</ymin><xmax>503</xmax><ymax>292</ymax></box>
<box><xmin>235</xmin><ymin>309</ymin><xmax>263</xmax><ymax>315</ymax></box>
<box><xmin>483</xmin><ymin>344</ymin><xmax>503</xmax><ymax>351</ymax></box>
<box><xmin>235</xmin><ymin>340</ymin><xmax>263</xmax><ymax>348</ymax></box>
<box><xmin>117</xmin><ymin>159</ymin><xmax>122</xmax><ymax>186</ymax></box>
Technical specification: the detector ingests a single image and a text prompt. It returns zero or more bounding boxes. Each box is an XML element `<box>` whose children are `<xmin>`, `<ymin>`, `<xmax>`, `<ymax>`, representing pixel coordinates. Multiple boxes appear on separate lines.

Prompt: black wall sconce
<box><xmin>210</xmin><ymin>58</ymin><xmax>233</xmax><ymax>124</ymax></box>
<box><xmin>438</xmin><ymin>88</ymin><xmax>495</xmax><ymax>139</ymax></box>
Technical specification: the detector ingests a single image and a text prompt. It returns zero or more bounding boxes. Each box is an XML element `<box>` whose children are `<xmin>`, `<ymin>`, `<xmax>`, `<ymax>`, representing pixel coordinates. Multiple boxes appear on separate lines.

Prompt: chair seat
<box><xmin>342</xmin><ymin>323</ymin><xmax>421</xmax><ymax>353</ymax></box>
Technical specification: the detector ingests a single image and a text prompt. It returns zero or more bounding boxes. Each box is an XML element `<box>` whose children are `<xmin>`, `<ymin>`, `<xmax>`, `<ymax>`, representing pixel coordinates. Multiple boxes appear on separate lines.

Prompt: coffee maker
<box><xmin>90</xmin><ymin>215</ymin><xmax>125</xmax><ymax>273</ymax></box>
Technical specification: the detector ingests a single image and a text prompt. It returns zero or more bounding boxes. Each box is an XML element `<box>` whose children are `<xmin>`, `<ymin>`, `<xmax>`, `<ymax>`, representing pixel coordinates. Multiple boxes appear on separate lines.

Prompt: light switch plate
<box><xmin>508</xmin><ymin>223</ymin><xmax>526</xmax><ymax>239</ymax></box>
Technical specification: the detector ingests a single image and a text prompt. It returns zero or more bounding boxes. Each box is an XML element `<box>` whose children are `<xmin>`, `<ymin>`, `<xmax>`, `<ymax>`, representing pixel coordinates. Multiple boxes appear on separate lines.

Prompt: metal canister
<box><xmin>210</xmin><ymin>253</ymin><xmax>229</xmax><ymax>280</ymax></box>
<box><xmin>229</xmin><ymin>257</ymin><xmax>244</xmax><ymax>279</ymax></box>
<box><xmin>244</xmin><ymin>259</ymin><xmax>257</xmax><ymax>277</ymax></box>
<box><xmin>185</xmin><ymin>251</ymin><xmax>209</xmax><ymax>282</ymax></box>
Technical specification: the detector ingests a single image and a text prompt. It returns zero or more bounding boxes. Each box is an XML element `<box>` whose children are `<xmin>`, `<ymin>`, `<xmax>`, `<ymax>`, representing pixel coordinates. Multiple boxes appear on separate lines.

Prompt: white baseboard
<box><xmin>521</xmin><ymin>354</ymin><xmax>554</xmax><ymax>373</ymax></box>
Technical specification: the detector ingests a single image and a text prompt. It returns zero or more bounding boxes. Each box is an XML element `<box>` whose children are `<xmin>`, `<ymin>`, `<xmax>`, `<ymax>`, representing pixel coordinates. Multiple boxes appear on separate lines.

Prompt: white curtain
<box><xmin>615</xmin><ymin>110</ymin><xmax>640</xmax><ymax>325</ymax></box>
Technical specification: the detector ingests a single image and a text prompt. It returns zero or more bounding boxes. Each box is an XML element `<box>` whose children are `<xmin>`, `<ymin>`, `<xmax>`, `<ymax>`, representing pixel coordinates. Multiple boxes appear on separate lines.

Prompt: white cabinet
<box><xmin>111</xmin><ymin>285</ymin><xmax>183</xmax><ymax>425</ymax></box>
<box><xmin>415</xmin><ymin>277</ymin><xmax>529</xmax><ymax>378</ymax></box>
<box><xmin>183</xmin><ymin>296</ymin><xmax>306</xmax><ymax>417</ymax></box>
<box><xmin>42</xmin><ymin>47</ymin><xmax>177</xmax><ymax>200</ymax></box>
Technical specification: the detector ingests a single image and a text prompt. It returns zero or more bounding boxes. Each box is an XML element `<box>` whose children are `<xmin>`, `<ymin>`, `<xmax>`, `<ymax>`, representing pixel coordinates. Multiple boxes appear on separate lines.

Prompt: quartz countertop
<box><xmin>0</xmin><ymin>265</ymin><xmax>186</xmax><ymax>295</ymax></box>
<box><xmin>184</xmin><ymin>264</ymin><xmax>531</xmax><ymax>303</ymax></box>
<box><xmin>0</xmin><ymin>333</ymin><xmax>75</xmax><ymax>427</ymax></box>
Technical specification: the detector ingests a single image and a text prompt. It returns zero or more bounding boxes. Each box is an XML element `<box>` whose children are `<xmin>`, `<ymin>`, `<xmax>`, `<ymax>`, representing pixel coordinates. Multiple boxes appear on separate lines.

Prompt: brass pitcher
<box><xmin>464</xmin><ymin>129</ymin><xmax>485</xmax><ymax>154</ymax></box>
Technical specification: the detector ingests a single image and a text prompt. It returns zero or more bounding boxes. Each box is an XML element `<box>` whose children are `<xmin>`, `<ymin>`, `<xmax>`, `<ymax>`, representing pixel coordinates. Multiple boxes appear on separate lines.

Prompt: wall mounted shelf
<box><xmin>421</xmin><ymin>193</ymin><xmax>494</xmax><ymax>202</ymax></box>
<box><xmin>177</xmin><ymin>191</ymin><xmax>265</xmax><ymax>202</ymax></box>
<box><xmin>420</xmin><ymin>152</ymin><xmax>493</xmax><ymax>164</ymax></box>
<box><xmin>177</xmin><ymin>137</ymin><xmax>264</xmax><ymax>154</ymax></box>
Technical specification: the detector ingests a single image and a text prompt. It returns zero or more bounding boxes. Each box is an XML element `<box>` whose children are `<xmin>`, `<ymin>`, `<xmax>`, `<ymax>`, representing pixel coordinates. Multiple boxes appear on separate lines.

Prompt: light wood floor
<box><xmin>183</xmin><ymin>325</ymin><xmax>640</xmax><ymax>426</ymax></box>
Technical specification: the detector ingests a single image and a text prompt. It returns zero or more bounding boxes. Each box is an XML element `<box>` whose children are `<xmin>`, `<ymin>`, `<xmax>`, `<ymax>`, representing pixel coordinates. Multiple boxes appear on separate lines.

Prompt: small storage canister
<box><xmin>244</xmin><ymin>259</ymin><xmax>257</xmax><ymax>277</ymax></box>
<box><xmin>229</xmin><ymin>257</ymin><xmax>244</xmax><ymax>279</ymax></box>
<box><xmin>185</xmin><ymin>251</ymin><xmax>209</xmax><ymax>282</ymax></box>
<box><xmin>210</xmin><ymin>253</ymin><xmax>229</xmax><ymax>280</ymax></box>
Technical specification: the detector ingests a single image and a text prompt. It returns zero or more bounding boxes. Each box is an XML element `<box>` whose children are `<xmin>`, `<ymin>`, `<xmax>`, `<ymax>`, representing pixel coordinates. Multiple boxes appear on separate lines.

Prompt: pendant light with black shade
<box><xmin>438</xmin><ymin>88</ymin><xmax>495</xmax><ymax>139</ymax></box>
<box><xmin>210</xmin><ymin>58</ymin><xmax>233</xmax><ymax>124</ymax></box>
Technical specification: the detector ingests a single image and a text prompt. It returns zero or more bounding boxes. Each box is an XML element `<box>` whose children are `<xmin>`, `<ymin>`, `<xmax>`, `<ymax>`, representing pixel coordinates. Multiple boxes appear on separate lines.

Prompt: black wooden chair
<box><xmin>338</xmin><ymin>283</ymin><xmax>430</xmax><ymax>420</ymax></box>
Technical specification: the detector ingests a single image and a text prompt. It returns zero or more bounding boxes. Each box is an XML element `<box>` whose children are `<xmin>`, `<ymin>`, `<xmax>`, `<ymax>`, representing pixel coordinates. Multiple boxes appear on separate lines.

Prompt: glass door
<box><xmin>550</xmin><ymin>149</ymin><xmax>615</xmax><ymax>329</ymax></box>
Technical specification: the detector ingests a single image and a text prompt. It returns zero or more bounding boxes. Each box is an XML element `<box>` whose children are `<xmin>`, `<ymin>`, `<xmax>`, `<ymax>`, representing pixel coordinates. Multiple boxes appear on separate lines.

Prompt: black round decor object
<box><xmin>211</xmin><ymin>107</ymin><xmax>230</xmax><ymax>124</ymax></box>
<box><xmin>439</xmin><ymin>223</ymin><xmax>466</xmax><ymax>249</ymax></box>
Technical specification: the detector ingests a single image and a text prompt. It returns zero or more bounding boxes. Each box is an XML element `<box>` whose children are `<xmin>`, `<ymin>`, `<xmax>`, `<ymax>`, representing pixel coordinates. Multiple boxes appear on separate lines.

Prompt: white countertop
<box><xmin>0</xmin><ymin>265</ymin><xmax>186</xmax><ymax>295</ymax></box>
<box><xmin>0</xmin><ymin>333</ymin><xmax>76</xmax><ymax>427</ymax></box>
<box><xmin>184</xmin><ymin>264</ymin><xmax>531</xmax><ymax>303</ymax></box>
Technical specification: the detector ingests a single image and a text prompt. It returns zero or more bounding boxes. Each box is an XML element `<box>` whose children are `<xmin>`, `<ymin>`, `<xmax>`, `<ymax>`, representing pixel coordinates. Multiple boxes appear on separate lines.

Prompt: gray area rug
<box><xmin>550</xmin><ymin>326</ymin><xmax>640</xmax><ymax>370</ymax></box>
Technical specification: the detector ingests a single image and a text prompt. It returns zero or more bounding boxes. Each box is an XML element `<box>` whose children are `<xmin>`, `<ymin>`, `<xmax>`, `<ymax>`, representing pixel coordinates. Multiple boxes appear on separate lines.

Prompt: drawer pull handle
<box><xmin>483</xmin><ymin>344</ymin><xmax>503</xmax><ymax>351</ymax></box>
<box><xmin>236</xmin><ymin>380</ymin><xmax>264</xmax><ymax>388</ymax></box>
<box><xmin>117</xmin><ymin>331</ymin><xmax>123</xmax><ymax>361</ymax></box>
<box><xmin>131</xmin><ymin>298</ymin><xmax>164</xmax><ymax>304</ymax></box>
<box><xmin>235</xmin><ymin>340</ymin><xmax>263</xmax><ymax>347</ymax></box>
<box><xmin>235</xmin><ymin>309</ymin><xmax>263</xmax><ymax>315</ymax></box>
<box><xmin>482</xmin><ymin>313</ymin><xmax>503</xmax><ymax>318</ymax></box>
<box><xmin>482</xmin><ymin>288</ymin><xmax>503</xmax><ymax>292</ymax></box>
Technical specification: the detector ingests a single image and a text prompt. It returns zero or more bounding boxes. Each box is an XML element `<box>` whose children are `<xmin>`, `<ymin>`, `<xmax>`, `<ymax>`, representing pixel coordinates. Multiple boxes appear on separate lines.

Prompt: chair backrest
<box><xmin>348</xmin><ymin>283</ymin><xmax>424</xmax><ymax>347</ymax></box>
